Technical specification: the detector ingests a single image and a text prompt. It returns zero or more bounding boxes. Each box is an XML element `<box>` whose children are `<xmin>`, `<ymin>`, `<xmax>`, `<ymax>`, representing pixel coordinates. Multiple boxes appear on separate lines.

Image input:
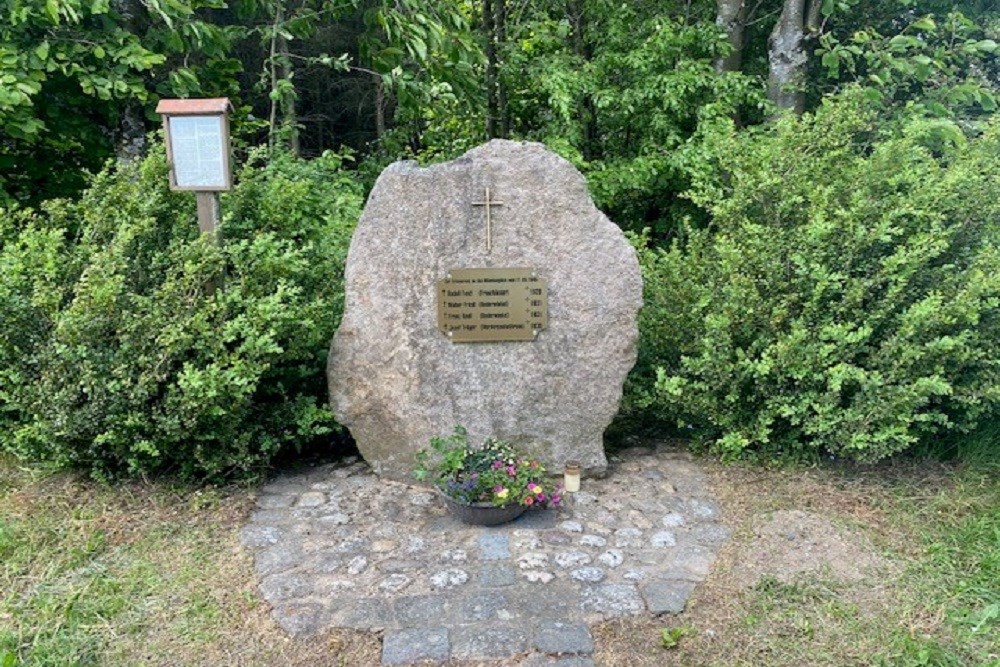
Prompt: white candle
<box><xmin>564</xmin><ymin>461</ymin><xmax>581</xmax><ymax>493</ymax></box>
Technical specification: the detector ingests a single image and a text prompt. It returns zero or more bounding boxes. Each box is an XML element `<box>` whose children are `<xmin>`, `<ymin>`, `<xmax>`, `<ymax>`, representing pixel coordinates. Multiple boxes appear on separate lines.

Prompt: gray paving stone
<box><xmin>250</xmin><ymin>508</ymin><xmax>295</xmax><ymax>524</ymax></box>
<box><xmin>329</xmin><ymin>597</ymin><xmax>393</xmax><ymax>630</ymax></box>
<box><xmin>509</xmin><ymin>584</ymin><xmax>584</xmax><ymax>619</ymax></box>
<box><xmin>571</xmin><ymin>567</ymin><xmax>606</xmax><ymax>583</ymax></box>
<box><xmin>613</xmin><ymin>527</ymin><xmax>643</xmax><ymax>547</ymax></box>
<box><xmin>393</xmin><ymin>595</ymin><xmax>446</xmax><ymax>626</ymax></box>
<box><xmin>522</xmin><ymin>656</ymin><xmax>596</xmax><ymax>667</ymax></box>
<box><xmin>685</xmin><ymin>523</ymin><xmax>732</xmax><ymax>545</ymax></box>
<box><xmin>554</xmin><ymin>550</ymin><xmax>591</xmax><ymax>568</ymax></box>
<box><xmin>259</xmin><ymin>572</ymin><xmax>312</xmax><ymax>602</ymax></box>
<box><xmin>347</xmin><ymin>555</ymin><xmax>369</xmax><ymax>575</ymax></box>
<box><xmin>581</xmin><ymin>584</ymin><xmax>644</xmax><ymax>618</ymax></box>
<box><xmin>240</xmin><ymin>525</ymin><xmax>283</xmax><ymax>547</ymax></box>
<box><xmin>542</xmin><ymin>530</ymin><xmax>574</xmax><ymax>546</ymax></box>
<box><xmin>516</xmin><ymin>509</ymin><xmax>558</xmax><ymax>529</ymax></box>
<box><xmin>377</xmin><ymin>558</ymin><xmax>422</xmax><ymax>573</ymax></box>
<box><xmin>255</xmin><ymin>543</ymin><xmax>302</xmax><ymax>576</ymax></box>
<box><xmin>641</xmin><ymin>580</ymin><xmax>697</xmax><ymax>615</ymax></box>
<box><xmin>650</xmin><ymin>530</ymin><xmax>677</xmax><ymax>547</ymax></box>
<box><xmin>478</xmin><ymin>562</ymin><xmax>517</xmax><ymax>587</ymax></box>
<box><xmin>271</xmin><ymin>603</ymin><xmax>326</xmax><ymax>637</ymax></box>
<box><xmin>477</xmin><ymin>533</ymin><xmax>511</xmax><ymax>560</ymax></box>
<box><xmin>382</xmin><ymin>627</ymin><xmax>449</xmax><ymax>665</ymax></box>
<box><xmin>430</xmin><ymin>568</ymin><xmax>469</xmax><ymax>589</ymax></box>
<box><xmin>597</xmin><ymin>549</ymin><xmax>624</xmax><ymax>568</ymax></box>
<box><xmin>666</xmin><ymin>544</ymin><xmax>717</xmax><ymax>577</ymax></box>
<box><xmin>256</xmin><ymin>493</ymin><xmax>297</xmax><ymax>509</ymax></box>
<box><xmin>378</xmin><ymin>573</ymin><xmax>412</xmax><ymax>592</ymax></box>
<box><xmin>687</xmin><ymin>498</ymin><xmax>720</xmax><ymax>519</ymax></box>
<box><xmin>458</xmin><ymin>588</ymin><xmax>514</xmax><ymax>621</ymax></box>
<box><xmin>296</xmin><ymin>491</ymin><xmax>326</xmax><ymax>507</ymax></box>
<box><xmin>518</xmin><ymin>552</ymin><xmax>550</xmax><ymax>569</ymax></box>
<box><xmin>532</xmin><ymin>620</ymin><xmax>594</xmax><ymax>655</ymax></box>
<box><xmin>451</xmin><ymin>623</ymin><xmax>529</xmax><ymax>660</ymax></box>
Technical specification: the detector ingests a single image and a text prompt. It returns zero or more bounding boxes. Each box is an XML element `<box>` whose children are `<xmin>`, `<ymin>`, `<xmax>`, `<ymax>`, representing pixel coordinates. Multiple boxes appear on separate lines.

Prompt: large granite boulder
<box><xmin>328</xmin><ymin>140</ymin><xmax>642</xmax><ymax>480</ymax></box>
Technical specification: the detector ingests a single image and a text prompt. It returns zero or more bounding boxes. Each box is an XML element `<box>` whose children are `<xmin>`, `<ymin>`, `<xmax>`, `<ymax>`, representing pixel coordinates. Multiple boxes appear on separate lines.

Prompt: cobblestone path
<box><xmin>241</xmin><ymin>445</ymin><xmax>728</xmax><ymax>665</ymax></box>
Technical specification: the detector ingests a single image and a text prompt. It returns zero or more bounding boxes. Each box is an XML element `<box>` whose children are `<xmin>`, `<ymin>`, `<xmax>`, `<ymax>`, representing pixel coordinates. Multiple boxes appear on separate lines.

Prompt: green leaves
<box><xmin>637</xmin><ymin>93</ymin><xmax>1000</xmax><ymax>463</ymax></box>
<box><xmin>0</xmin><ymin>145</ymin><xmax>363</xmax><ymax>480</ymax></box>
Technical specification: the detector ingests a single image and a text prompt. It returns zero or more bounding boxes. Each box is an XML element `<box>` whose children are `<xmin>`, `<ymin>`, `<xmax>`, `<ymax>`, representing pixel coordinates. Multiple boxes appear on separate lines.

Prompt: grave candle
<box><xmin>564</xmin><ymin>461</ymin><xmax>581</xmax><ymax>493</ymax></box>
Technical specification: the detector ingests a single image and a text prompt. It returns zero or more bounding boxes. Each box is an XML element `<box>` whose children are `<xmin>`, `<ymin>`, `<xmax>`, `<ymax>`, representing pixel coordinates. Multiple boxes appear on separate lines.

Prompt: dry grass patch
<box><xmin>592</xmin><ymin>454</ymin><xmax>995</xmax><ymax>667</ymax></box>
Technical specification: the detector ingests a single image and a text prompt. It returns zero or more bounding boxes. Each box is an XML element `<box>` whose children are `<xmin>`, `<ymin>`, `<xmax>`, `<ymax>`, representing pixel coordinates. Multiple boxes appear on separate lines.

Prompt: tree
<box><xmin>0</xmin><ymin>0</ymin><xmax>240</xmax><ymax>204</ymax></box>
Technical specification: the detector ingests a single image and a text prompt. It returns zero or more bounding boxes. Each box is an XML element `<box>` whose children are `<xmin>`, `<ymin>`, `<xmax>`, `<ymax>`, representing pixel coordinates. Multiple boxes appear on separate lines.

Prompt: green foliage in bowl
<box><xmin>414</xmin><ymin>426</ymin><xmax>563</xmax><ymax>508</ymax></box>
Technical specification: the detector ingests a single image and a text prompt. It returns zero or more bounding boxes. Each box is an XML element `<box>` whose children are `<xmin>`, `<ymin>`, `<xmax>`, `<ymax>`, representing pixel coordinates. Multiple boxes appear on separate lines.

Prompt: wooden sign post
<box><xmin>155</xmin><ymin>97</ymin><xmax>234</xmax><ymax>240</ymax></box>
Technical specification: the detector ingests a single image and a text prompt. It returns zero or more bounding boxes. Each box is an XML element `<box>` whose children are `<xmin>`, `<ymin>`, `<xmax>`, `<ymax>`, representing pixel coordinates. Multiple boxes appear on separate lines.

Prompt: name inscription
<box><xmin>436</xmin><ymin>268</ymin><xmax>548</xmax><ymax>343</ymax></box>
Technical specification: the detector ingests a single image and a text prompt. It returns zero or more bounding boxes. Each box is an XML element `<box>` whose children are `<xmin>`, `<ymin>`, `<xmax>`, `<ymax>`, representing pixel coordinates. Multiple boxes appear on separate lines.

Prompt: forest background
<box><xmin>1</xmin><ymin>0</ymin><xmax>999</xmax><ymax>479</ymax></box>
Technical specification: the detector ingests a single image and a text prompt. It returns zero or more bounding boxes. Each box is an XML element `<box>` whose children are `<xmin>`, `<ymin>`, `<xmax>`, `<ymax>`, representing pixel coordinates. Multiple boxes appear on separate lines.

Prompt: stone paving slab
<box><xmin>242</xmin><ymin>444</ymin><xmax>727</xmax><ymax>664</ymax></box>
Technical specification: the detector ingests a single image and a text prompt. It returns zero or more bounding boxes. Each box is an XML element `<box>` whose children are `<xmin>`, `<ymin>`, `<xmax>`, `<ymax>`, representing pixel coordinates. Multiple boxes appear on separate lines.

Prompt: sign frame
<box><xmin>156</xmin><ymin>97</ymin><xmax>234</xmax><ymax>193</ymax></box>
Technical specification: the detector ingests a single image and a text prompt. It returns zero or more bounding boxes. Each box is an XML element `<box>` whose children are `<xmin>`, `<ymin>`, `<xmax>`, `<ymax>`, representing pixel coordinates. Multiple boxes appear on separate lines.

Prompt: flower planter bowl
<box><xmin>439</xmin><ymin>492</ymin><xmax>528</xmax><ymax>526</ymax></box>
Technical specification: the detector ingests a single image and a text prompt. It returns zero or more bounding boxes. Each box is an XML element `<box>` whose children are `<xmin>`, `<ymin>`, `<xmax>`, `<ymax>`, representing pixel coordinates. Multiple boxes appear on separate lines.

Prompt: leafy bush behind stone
<box><xmin>632</xmin><ymin>93</ymin><xmax>1000</xmax><ymax>462</ymax></box>
<box><xmin>0</xmin><ymin>146</ymin><xmax>361</xmax><ymax>479</ymax></box>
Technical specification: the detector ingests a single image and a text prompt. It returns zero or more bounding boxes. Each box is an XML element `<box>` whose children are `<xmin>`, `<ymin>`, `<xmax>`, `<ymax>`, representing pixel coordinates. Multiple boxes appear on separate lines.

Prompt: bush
<box><xmin>637</xmin><ymin>93</ymin><xmax>1000</xmax><ymax>462</ymax></box>
<box><xmin>0</xmin><ymin>145</ymin><xmax>362</xmax><ymax>479</ymax></box>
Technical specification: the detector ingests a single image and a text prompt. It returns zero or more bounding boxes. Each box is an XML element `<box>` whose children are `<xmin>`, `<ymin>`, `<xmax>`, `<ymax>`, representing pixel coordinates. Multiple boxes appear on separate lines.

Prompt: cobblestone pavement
<box><xmin>241</xmin><ymin>444</ymin><xmax>728</xmax><ymax>665</ymax></box>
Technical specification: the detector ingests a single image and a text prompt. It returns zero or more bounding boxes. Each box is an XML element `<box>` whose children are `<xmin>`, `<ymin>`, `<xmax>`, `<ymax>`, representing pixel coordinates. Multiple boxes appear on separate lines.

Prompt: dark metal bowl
<box><xmin>439</xmin><ymin>492</ymin><xmax>528</xmax><ymax>526</ymax></box>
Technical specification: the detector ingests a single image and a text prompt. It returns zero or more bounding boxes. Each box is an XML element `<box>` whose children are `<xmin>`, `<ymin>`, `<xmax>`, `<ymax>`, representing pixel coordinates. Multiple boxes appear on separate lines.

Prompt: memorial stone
<box><xmin>327</xmin><ymin>140</ymin><xmax>642</xmax><ymax>480</ymax></box>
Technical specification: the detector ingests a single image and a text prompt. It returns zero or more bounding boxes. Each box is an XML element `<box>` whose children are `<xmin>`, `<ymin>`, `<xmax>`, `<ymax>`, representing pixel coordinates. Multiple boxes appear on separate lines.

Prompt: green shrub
<box><xmin>638</xmin><ymin>92</ymin><xmax>1000</xmax><ymax>462</ymax></box>
<box><xmin>0</xmin><ymin>146</ymin><xmax>362</xmax><ymax>479</ymax></box>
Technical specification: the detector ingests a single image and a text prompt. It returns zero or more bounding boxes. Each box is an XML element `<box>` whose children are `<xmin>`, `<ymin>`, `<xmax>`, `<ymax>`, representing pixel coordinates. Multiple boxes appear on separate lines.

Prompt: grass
<box><xmin>592</xmin><ymin>446</ymin><xmax>1000</xmax><ymax>667</ymax></box>
<box><xmin>0</xmin><ymin>457</ymin><xmax>379</xmax><ymax>666</ymax></box>
<box><xmin>0</xmin><ymin>444</ymin><xmax>997</xmax><ymax>666</ymax></box>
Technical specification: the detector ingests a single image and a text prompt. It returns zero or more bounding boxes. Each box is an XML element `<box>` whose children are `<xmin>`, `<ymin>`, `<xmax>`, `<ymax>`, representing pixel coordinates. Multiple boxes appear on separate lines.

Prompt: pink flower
<box><xmin>507</xmin><ymin>465</ymin><xmax>516</xmax><ymax>476</ymax></box>
<box><xmin>491</xmin><ymin>460</ymin><xmax>504</xmax><ymax>470</ymax></box>
<box><xmin>523</xmin><ymin>495</ymin><xmax>534</xmax><ymax>506</ymax></box>
<box><xmin>537</xmin><ymin>492</ymin><xmax>546</xmax><ymax>502</ymax></box>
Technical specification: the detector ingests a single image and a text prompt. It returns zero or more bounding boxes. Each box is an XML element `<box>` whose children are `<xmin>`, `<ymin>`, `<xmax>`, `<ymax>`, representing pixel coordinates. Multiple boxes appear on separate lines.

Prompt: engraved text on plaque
<box><xmin>436</xmin><ymin>268</ymin><xmax>548</xmax><ymax>343</ymax></box>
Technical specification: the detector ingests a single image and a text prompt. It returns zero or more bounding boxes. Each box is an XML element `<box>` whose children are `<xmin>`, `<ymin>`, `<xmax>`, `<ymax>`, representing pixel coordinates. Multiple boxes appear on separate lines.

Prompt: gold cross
<box><xmin>472</xmin><ymin>187</ymin><xmax>504</xmax><ymax>252</ymax></box>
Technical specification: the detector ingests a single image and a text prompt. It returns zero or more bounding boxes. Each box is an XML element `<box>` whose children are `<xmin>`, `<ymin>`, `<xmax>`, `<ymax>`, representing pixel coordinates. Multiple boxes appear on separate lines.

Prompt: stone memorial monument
<box><xmin>327</xmin><ymin>140</ymin><xmax>642</xmax><ymax>480</ymax></box>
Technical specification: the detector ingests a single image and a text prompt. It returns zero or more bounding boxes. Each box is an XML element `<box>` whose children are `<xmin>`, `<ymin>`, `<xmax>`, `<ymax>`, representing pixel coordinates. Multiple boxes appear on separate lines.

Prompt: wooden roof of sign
<box><xmin>155</xmin><ymin>98</ymin><xmax>232</xmax><ymax>115</ymax></box>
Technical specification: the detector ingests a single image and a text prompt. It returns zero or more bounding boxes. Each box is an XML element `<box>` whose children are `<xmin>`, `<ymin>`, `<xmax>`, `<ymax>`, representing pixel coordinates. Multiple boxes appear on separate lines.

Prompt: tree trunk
<box><xmin>767</xmin><ymin>0</ymin><xmax>822</xmax><ymax>114</ymax></box>
<box><xmin>494</xmin><ymin>0</ymin><xmax>508</xmax><ymax>138</ymax></box>
<box><xmin>277</xmin><ymin>17</ymin><xmax>299</xmax><ymax>156</ymax></box>
<box><xmin>484</xmin><ymin>0</ymin><xmax>498</xmax><ymax>139</ymax></box>
<box><xmin>113</xmin><ymin>0</ymin><xmax>147</xmax><ymax>162</ymax></box>
<box><xmin>568</xmin><ymin>0</ymin><xmax>598</xmax><ymax>160</ymax></box>
<box><xmin>714</xmin><ymin>0</ymin><xmax>746</xmax><ymax>73</ymax></box>
<box><xmin>268</xmin><ymin>3</ymin><xmax>281</xmax><ymax>151</ymax></box>
<box><xmin>373</xmin><ymin>73</ymin><xmax>386</xmax><ymax>139</ymax></box>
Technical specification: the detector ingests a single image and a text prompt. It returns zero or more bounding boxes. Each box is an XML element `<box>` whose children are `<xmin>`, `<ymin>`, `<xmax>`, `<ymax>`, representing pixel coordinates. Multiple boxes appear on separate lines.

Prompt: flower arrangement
<box><xmin>414</xmin><ymin>426</ymin><xmax>562</xmax><ymax>509</ymax></box>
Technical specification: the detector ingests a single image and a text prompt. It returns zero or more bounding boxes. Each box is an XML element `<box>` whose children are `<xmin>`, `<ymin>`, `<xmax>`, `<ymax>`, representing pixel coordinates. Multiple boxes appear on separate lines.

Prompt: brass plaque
<box><xmin>437</xmin><ymin>268</ymin><xmax>548</xmax><ymax>343</ymax></box>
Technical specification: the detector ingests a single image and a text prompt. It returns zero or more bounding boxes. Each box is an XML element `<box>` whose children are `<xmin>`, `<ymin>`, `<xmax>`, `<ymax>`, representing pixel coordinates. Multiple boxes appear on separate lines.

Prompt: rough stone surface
<box><xmin>641</xmin><ymin>580</ymin><xmax>698</xmax><ymax>615</ymax></box>
<box><xmin>243</xmin><ymin>445</ymin><xmax>726</xmax><ymax>664</ymax></box>
<box><xmin>327</xmin><ymin>140</ymin><xmax>643</xmax><ymax>480</ymax></box>
<box><xmin>533</xmin><ymin>620</ymin><xmax>594</xmax><ymax>655</ymax></box>
<box><xmin>381</xmin><ymin>627</ymin><xmax>450</xmax><ymax>665</ymax></box>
